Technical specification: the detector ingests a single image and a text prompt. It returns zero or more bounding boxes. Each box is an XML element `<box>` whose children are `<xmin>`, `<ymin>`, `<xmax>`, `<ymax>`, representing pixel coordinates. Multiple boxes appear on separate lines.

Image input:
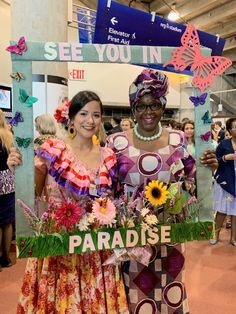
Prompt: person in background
<box><xmin>34</xmin><ymin>114</ymin><xmax>57</xmax><ymax>150</ymax></box>
<box><xmin>120</xmin><ymin>117</ymin><xmax>134</xmax><ymax>131</ymax></box>
<box><xmin>181</xmin><ymin>117</ymin><xmax>190</xmax><ymax>124</ymax></box>
<box><xmin>108</xmin><ymin>69</ymin><xmax>217</xmax><ymax>313</ymax></box>
<box><xmin>225</xmin><ymin>129</ymin><xmax>232</xmax><ymax>139</ymax></box>
<box><xmin>215</xmin><ymin>121</ymin><xmax>225</xmax><ymax>143</ymax></box>
<box><xmin>166</xmin><ymin>118</ymin><xmax>176</xmax><ymax>130</ymax></box>
<box><xmin>211</xmin><ymin>122</ymin><xmax>218</xmax><ymax>148</ymax></box>
<box><xmin>182</xmin><ymin>120</ymin><xmax>195</xmax><ymax>157</ymax></box>
<box><xmin>7</xmin><ymin>91</ymin><xmax>128</xmax><ymax>313</ymax></box>
<box><xmin>175</xmin><ymin>121</ymin><xmax>183</xmax><ymax>131</ymax></box>
<box><xmin>210</xmin><ymin>117</ymin><xmax>236</xmax><ymax>247</ymax></box>
<box><xmin>0</xmin><ymin>110</ymin><xmax>15</xmax><ymax>270</ymax></box>
<box><xmin>109</xmin><ymin>116</ymin><xmax>122</xmax><ymax>134</ymax></box>
<box><xmin>103</xmin><ymin>121</ymin><xmax>113</xmax><ymax>135</ymax></box>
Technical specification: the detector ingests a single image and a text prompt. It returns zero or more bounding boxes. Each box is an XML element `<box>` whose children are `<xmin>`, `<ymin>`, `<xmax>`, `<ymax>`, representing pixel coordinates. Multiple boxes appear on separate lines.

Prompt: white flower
<box><xmin>87</xmin><ymin>213</ymin><xmax>95</xmax><ymax>224</ymax></box>
<box><xmin>141</xmin><ymin>207</ymin><xmax>150</xmax><ymax>217</ymax></box>
<box><xmin>77</xmin><ymin>215</ymin><xmax>89</xmax><ymax>231</ymax></box>
<box><xmin>141</xmin><ymin>222</ymin><xmax>150</xmax><ymax>231</ymax></box>
<box><xmin>145</xmin><ymin>214</ymin><xmax>158</xmax><ymax>225</ymax></box>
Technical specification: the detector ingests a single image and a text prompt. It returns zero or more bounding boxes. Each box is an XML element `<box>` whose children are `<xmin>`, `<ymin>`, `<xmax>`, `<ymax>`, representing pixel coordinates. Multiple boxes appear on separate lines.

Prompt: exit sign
<box><xmin>69</xmin><ymin>69</ymin><xmax>86</xmax><ymax>80</ymax></box>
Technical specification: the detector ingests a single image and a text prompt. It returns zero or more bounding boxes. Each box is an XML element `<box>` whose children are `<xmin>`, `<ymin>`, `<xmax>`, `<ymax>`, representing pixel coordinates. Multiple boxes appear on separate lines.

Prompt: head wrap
<box><xmin>129</xmin><ymin>69</ymin><xmax>169</xmax><ymax>110</ymax></box>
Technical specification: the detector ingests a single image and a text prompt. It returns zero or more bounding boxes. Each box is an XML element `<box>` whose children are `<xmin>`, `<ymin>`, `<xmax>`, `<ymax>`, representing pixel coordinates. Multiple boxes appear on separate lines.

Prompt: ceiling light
<box><xmin>218</xmin><ymin>104</ymin><xmax>223</xmax><ymax>111</ymax></box>
<box><xmin>167</xmin><ymin>10</ymin><xmax>180</xmax><ymax>21</ymax></box>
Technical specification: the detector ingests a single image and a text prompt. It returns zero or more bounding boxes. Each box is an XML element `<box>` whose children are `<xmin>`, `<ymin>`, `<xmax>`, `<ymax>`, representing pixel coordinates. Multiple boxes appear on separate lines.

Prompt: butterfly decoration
<box><xmin>8</xmin><ymin>111</ymin><xmax>24</xmax><ymax>126</ymax></box>
<box><xmin>189</xmin><ymin>92</ymin><xmax>207</xmax><ymax>107</ymax></box>
<box><xmin>163</xmin><ymin>23</ymin><xmax>232</xmax><ymax>94</ymax></box>
<box><xmin>201</xmin><ymin>110</ymin><xmax>213</xmax><ymax>124</ymax></box>
<box><xmin>10</xmin><ymin>72</ymin><xmax>25</xmax><ymax>82</ymax></box>
<box><xmin>6</xmin><ymin>36</ymin><xmax>27</xmax><ymax>55</ymax></box>
<box><xmin>200</xmin><ymin>131</ymin><xmax>211</xmax><ymax>142</ymax></box>
<box><xmin>19</xmin><ymin>89</ymin><xmax>38</xmax><ymax>107</ymax></box>
<box><xmin>15</xmin><ymin>136</ymin><xmax>31</xmax><ymax>148</ymax></box>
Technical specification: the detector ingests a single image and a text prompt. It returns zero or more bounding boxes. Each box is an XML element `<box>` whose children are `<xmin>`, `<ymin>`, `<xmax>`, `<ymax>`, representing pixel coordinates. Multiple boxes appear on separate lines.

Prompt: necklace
<box><xmin>134</xmin><ymin>122</ymin><xmax>163</xmax><ymax>141</ymax></box>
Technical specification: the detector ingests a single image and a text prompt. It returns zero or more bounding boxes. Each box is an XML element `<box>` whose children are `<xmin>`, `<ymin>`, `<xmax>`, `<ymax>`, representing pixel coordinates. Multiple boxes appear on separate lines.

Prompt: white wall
<box><xmin>0</xmin><ymin>1</ymin><xmax>12</xmax><ymax>85</ymax></box>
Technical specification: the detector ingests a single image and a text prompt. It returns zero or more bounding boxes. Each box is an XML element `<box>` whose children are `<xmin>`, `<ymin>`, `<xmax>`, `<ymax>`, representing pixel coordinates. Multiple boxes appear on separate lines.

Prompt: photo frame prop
<box><xmin>8</xmin><ymin>29</ymin><xmax>227</xmax><ymax>258</ymax></box>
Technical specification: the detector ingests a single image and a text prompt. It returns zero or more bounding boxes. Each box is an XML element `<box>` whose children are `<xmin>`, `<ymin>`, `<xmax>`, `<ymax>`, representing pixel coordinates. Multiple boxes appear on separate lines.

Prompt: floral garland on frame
<box><xmin>16</xmin><ymin>179</ymin><xmax>213</xmax><ymax>259</ymax></box>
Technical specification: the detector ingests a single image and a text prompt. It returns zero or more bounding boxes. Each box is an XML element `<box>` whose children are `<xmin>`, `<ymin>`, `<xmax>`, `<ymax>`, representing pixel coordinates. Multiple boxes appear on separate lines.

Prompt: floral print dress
<box><xmin>17</xmin><ymin>139</ymin><xmax>129</xmax><ymax>314</ymax></box>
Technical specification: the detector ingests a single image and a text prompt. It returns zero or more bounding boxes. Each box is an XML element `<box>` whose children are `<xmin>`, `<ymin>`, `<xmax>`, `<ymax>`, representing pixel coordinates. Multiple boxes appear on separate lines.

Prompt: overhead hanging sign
<box><xmin>94</xmin><ymin>0</ymin><xmax>225</xmax><ymax>57</ymax></box>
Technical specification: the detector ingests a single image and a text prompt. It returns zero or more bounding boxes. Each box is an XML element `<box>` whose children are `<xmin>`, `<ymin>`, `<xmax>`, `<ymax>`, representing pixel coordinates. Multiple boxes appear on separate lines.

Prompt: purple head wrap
<box><xmin>129</xmin><ymin>69</ymin><xmax>169</xmax><ymax>110</ymax></box>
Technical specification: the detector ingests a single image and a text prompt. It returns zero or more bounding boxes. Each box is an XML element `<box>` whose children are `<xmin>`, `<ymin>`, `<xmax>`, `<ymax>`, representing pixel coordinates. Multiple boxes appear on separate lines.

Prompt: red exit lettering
<box><xmin>69</xmin><ymin>69</ymin><xmax>85</xmax><ymax>80</ymax></box>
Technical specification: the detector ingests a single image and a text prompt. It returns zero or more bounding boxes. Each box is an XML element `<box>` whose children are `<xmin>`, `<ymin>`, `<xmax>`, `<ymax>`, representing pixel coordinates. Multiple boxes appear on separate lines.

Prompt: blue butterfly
<box><xmin>201</xmin><ymin>110</ymin><xmax>213</xmax><ymax>124</ymax></box>
<box><xmin>19</xmin><ymin>88</ymin><xmax>38</xmax><ymax>107</ymax></box>
<box><xmin>8</xmin><ymin>111</ymin><xmax>24</xmax><ymax>126</ymax></box>
<box><xmin>15</xmin><ymin>136</ymin><xmax>31</xmax><ymax>148</ymax></box>
<box><xmin>189</xmin><ymin>93</ymin><xmax>207</xmax><ymax>107</ymax></box>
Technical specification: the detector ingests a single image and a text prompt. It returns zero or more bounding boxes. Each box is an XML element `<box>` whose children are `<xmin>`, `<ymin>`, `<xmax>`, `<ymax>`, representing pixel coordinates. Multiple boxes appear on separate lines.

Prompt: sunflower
<box><xmin>145</xmin><ymin>180</ymin><xmax>169</xmax><ymax>206</ymax></box>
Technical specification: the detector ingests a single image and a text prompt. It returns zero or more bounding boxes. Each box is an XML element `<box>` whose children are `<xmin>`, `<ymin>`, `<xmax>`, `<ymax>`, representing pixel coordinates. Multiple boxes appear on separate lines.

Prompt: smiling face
<box><xmin>184</xmin><ymin>123</ymin><xmax>194</xmax><ymax>139</ymax></box>
<box><xmin>134</xmin><ymin>94</ymin><xmax>165</xmax><ymax>136</ymax></box>
<box><xmin>72</xmin><ymin>100</ymin><xmax>102</xmax><ymax>139</ymax></box>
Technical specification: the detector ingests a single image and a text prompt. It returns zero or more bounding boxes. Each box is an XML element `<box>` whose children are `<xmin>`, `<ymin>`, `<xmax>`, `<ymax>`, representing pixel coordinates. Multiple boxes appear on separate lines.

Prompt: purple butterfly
<box><xmin>200</xmin><ymin>131</ymin><xmax>211</xmax><ymax>142</ymax></box>
<box><xmin>6</xmin><ymin>36</ymin><xmax>27</xmax><ymax>55</ymax></box>
<box><xmin>189</xmin><ymin>93</ymin><xmax>207</xmax><ymax>107</ymax></box>
<box><xmin>8</xmin><ymin>111</ymin><xmax>24</xmax><ymax>126</ymax></box>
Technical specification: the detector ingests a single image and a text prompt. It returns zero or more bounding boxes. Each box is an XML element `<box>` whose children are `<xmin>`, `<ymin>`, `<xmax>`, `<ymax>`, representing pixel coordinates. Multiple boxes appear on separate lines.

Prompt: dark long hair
<box><xmin>69</xmin><ymin>91</ymin><xmax>103</xmax><ymax>121</ymax></box>
<box><xmin>226</xmin><ymin>118</ymin><xmax>236</xmax><ymax>134</ymax></box>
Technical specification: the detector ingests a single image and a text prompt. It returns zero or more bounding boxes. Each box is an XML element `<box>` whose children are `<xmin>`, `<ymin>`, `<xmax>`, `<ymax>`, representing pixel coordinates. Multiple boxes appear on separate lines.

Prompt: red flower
<box><xmin>54</xmin><ymin>200</ymin><xmax>84</xmax><ymax>228</ymax></box>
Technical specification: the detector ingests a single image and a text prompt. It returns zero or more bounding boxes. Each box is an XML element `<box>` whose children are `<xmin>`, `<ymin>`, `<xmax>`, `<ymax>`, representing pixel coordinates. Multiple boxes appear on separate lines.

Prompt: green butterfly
<box><xmin>19</xmin><ymin>88</ymin><xmax>38</xmax><ymax>107</ymax></box>
<box><xmin>15</xmin><ymin>136</ymin><xmax>31</xmax><ymax>148</ymax></box>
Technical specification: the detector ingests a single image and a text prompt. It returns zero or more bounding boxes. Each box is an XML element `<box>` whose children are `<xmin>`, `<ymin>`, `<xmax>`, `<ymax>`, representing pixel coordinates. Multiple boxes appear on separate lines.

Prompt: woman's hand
<box><xmin>200</xmin><ymin>149</ymin><xmax>218</xmax><ymax>171</ymax></box>
<box><xmin>224</xmin><ymin>153</ymin><xmax>236</xmax><ymax>161</ymax></box>
<box><xmin>7</xmin><ymin>147</ymin><xmax>22</xmax><ymax>172</ymax></box>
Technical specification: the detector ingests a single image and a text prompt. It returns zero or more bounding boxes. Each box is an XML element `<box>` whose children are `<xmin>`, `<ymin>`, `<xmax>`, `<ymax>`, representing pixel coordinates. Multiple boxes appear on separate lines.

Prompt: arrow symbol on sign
<box><xmin>111</xmin><ymin>17</ymin><xmax>118</xmax><ymax>25</ymax></box>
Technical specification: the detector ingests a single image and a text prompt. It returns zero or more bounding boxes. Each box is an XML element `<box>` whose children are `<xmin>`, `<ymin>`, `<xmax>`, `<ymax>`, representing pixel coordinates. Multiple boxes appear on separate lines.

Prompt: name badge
<box><xmin>89</xmin><ymin>184</ymin><xmax>98</xmax><ymax>196</ymax></box>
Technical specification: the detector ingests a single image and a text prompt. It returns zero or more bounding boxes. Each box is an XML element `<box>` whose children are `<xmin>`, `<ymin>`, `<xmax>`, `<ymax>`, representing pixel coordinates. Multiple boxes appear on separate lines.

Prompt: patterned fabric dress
<box><xmin>0</xmin><ymin>140</ymin><xmax>15</xmax><ymax>226</ymax></box>
<box><xmin>108</xmin><ymin>130</ymin><xmax>193</xmax><ymax>314</ymax></box>
<box><xmin>17</xmin><ymin>138</ymin><xmax>129</xmax><ymax>314</ymax></box>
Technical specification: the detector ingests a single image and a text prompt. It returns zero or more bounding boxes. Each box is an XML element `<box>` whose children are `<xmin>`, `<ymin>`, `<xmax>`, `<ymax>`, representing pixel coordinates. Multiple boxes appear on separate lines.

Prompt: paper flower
<box><xmin>145</xmin><ymin>180</ymin><xmax>169</xmax><ymax>206</ymax></box>
<box><xmin>54</xmin><ymin>98</ymin><xmax>70</xmax><ymax>127</ymax></box>
<box><xmin>92</xmin><ymin>198</ymin><xmax>116</xmax><ymax>225</ymax></box>
<box><xmin>141</xmin><ymin>207</ymin><xmax>150</xmax><ymax>217</ymax></box>
<box><xmin>77</xmin><ymin>215</ymin><xmax>90</xmax><ymax>231</ymax></box>
<box><xmin>145</xmin><ymin>214</ymin><xmax>158</xmax><ymax>225</ymax></box>
<box><xmin>55</xmin><ymin>200</ymin><xmax>83</xmax><ymax>228</ymax></box>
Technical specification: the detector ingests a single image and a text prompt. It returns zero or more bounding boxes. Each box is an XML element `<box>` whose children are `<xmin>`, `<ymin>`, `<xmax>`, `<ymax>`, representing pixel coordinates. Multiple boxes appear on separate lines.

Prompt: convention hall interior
<box><xmin>0</xmin><ymin>1</ymin><xmax>236</xmax><ymax>314</ymax></box>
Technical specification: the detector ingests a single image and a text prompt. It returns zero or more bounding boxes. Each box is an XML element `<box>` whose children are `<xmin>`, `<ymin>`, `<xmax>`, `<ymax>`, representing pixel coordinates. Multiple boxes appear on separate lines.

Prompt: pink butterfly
<box><xmin>6</xmin><ymin>36</ymin><xmax>27</xmax><ymax>55</ymax></box>
<box><xmin>163</xmin><ymin>23</ymin><xmax>232</xmax><ymax>94</ymax></box>
<box><xmin>200</xmin><ymin>131</ymin><xmax>211</xmax><ymax>142</ymax></box>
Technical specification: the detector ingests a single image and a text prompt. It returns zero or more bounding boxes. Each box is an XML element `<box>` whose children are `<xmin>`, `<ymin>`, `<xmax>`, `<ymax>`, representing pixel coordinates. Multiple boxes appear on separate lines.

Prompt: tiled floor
<box><xmin>0</xmin><ymin>228</ymin><xmax>235</xmax><ymax>314</ymax></box>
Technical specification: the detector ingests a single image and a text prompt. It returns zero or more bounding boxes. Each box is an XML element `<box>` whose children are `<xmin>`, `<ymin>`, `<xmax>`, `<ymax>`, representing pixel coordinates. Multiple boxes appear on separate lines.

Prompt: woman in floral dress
<box><xmin>108</xmin><ymin>69</ymin><xmax>217</xmax><ymax>314</ymax></box>
<box><xmin>8</xmin><ymin>91</ymin><xmax>128</xmax><ymax>314</ymax></box>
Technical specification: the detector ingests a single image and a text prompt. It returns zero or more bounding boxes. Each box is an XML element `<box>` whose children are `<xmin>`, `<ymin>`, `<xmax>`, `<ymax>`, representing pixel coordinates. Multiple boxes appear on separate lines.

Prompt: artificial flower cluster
<box><xmin>18</xmin><ymin>179</ymin><xmax>199</xmax><ymax>236</ymax></box>
<box><xmin>54</xmin><ymin>97</ymin><xmax>70</xmax><ymax>128</ymax></box>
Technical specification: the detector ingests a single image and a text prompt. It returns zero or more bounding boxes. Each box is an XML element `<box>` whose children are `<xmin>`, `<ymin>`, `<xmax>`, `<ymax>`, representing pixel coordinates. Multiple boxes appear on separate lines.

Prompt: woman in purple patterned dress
<box><xmin>108</xmin><ymin>69</ymin><xmax>217</xmax><ymax>314</ymax></box>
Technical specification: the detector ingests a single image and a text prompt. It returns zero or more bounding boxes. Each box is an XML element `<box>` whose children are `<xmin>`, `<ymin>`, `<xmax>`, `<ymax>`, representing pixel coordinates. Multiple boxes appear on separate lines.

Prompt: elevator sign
<box><xmin>69</xmin><ymin>69</ymin><xmax>86</xmax><ymax>80</ymax></box>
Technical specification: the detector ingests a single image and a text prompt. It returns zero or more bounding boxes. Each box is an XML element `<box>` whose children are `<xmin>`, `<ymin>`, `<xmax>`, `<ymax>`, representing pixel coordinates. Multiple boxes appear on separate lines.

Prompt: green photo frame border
<box><xmin>10</xmin><ymin>42</ymin><xmax>213</xmax><ymax>258</ymax></box>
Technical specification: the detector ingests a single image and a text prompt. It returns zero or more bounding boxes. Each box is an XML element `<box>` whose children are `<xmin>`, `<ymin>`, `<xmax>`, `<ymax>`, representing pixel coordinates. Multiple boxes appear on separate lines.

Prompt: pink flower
<box><xmin>54</xmin><ymin>200</ymin><xmax>84</xmax><ymax>228</ymax></box>
<box><xmin>92</xmin><ymin>198</ymin><xmax>116</xmax><ymax>225</ymax></box>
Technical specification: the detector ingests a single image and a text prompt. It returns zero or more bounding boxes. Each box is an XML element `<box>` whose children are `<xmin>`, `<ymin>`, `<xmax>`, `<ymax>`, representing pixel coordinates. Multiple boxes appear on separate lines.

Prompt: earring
<box><xmin>68</xmin><ymin>126</ymin><xmax>77</xmax><ymax>139</ymax></box>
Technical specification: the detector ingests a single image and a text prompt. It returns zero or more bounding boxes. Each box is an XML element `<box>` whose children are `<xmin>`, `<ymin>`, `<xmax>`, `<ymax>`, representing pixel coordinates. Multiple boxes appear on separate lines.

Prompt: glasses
<box><xmin>135</xmin><ymin>102</ymin><xmax>162</xmax><ymax>113</ymax></box>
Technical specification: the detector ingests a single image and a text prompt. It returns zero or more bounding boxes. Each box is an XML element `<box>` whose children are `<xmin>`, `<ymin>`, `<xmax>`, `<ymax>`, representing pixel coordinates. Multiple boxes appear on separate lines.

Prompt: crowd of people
<box><xmin>0</xmin><ymin>69</ymin><xmax>235</xmax><ymax>313</ymax></box>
